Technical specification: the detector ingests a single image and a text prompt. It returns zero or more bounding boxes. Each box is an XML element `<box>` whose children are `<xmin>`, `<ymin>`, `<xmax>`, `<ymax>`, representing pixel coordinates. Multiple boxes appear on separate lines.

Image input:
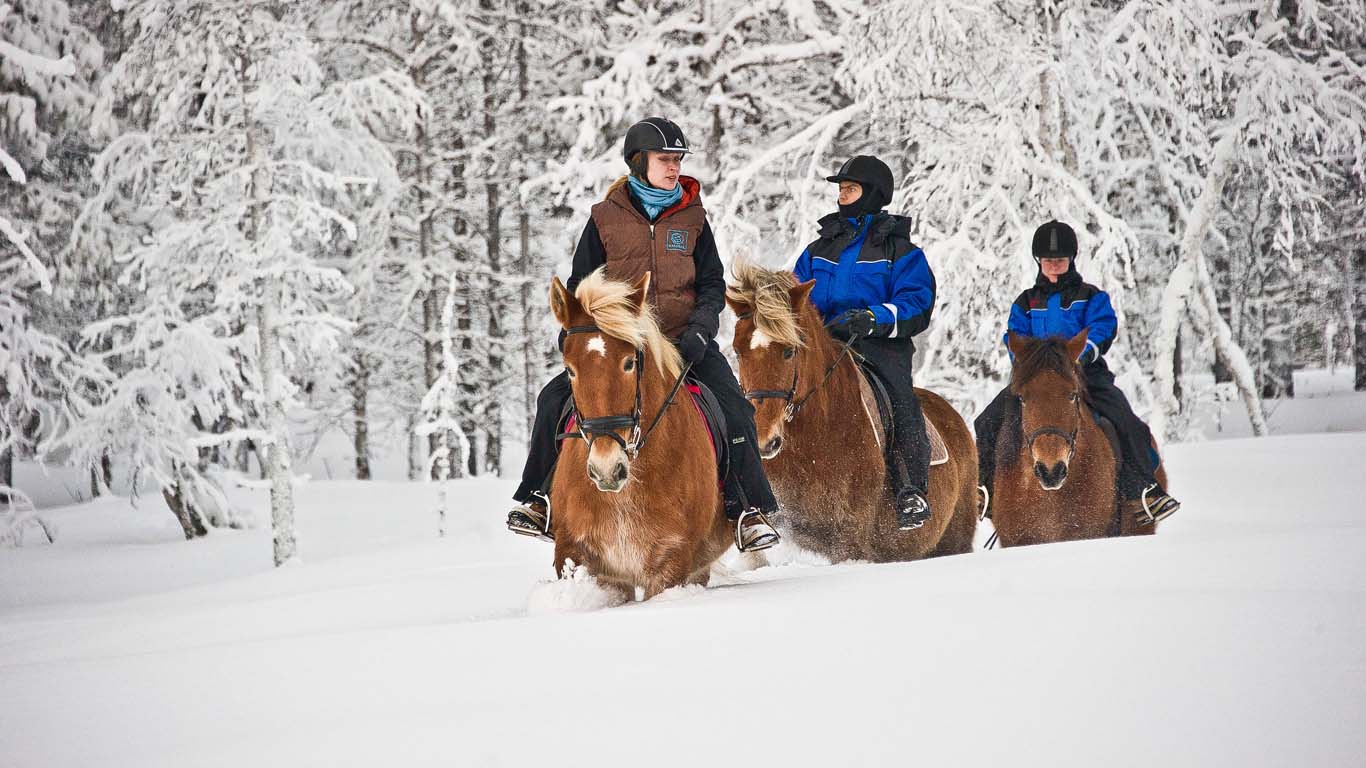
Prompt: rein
<box><xmin>556</xmin><ymin>324</ymin><xmax>692</xmax><ymax>459</ymax></box>
<box><xmin>738</xmin><ymin>312</ymin><xmax>858</xmax><ymax>423</ymax></box>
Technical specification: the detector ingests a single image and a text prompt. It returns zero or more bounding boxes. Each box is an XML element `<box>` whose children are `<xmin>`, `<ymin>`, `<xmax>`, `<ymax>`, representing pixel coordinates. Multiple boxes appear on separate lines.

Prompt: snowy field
<box><xmin>3</xmin><ymin>390</ymin><xmax>1366</xmax><ymax>767</ymax></box>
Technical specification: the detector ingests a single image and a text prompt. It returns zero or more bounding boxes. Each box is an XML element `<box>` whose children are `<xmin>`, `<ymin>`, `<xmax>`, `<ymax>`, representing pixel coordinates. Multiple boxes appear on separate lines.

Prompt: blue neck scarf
<box><xmin>627</xmin><ymin>175</ymin><xmax>683</xmax><ymax>221</ymax></box>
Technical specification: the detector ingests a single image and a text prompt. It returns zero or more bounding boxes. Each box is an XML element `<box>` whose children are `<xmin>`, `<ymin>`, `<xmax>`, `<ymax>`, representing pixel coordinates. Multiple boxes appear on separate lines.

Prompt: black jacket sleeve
<box><xmin>566</xmin><ymin>217</ymin><xmax>607</xmax><ymax>296</ymax></box>
<box><xmin>686</xmin><ymin>221</ymin><xmax>725</xmax><ymax>339</ymax></box>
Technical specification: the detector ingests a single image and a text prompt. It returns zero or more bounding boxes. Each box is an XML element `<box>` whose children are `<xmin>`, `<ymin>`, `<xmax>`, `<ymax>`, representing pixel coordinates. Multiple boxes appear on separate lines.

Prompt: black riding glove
<box><xmin>829</xmin><ymin>308</ymin><xmax>877</xmax><ymax>341</ymax></box>
<box><xmin>678</xmin><ymin>325</ymin><xmax>711</xmax><ymax>364</ymax></box>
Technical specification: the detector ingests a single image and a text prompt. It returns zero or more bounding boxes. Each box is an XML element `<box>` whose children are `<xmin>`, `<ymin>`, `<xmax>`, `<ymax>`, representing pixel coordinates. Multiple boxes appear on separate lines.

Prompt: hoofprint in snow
<box><xmin>3</xmin><ymin>434</ymin><xmax>1366</xmax><ymax>766</ymax></box>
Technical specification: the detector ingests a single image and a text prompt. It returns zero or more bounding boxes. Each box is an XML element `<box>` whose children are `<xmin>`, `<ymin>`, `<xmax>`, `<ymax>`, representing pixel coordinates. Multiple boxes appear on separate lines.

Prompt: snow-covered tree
<box><xmin>0</xmin><ymin>0</ymin><xmax>104</xmax><ymax>491</ymax></box>
<box><xmin>69</xmin><ymin>0</ymin><xmax>411</xmax><ymax>559</ymax></box>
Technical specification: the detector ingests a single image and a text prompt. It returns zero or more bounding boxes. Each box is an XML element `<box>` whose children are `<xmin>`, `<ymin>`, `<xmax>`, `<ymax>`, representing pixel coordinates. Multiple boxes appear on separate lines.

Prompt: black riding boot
<box><xmin>690</xmin><ymin>341</ymin><xmax>780</xmax><ymax>551</ymax></box>
<box><xmin>508</xmin><ymin>372</ymin><xmax>572</xmax><ymax>539</ymax></box>
<box><xmin>856</xmin><ymin>337</ymin><xmax>931</xmax><ymax>529</ymax></box>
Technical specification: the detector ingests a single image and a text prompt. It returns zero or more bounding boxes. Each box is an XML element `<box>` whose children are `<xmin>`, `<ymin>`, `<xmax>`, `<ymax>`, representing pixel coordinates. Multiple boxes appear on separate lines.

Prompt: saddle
<box><xmin>855</xmin><ymin>359</ymin><xmax>948</xmax><ymax>467</ymax></box>
<box><xmin>558</xmin><ymin>379</ymin><xmax>730</xmax><ymax>478</ymax></box>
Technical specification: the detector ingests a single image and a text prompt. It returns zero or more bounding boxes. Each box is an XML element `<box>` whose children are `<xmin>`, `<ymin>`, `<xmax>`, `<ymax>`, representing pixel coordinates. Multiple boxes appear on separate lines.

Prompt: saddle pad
<box><xmin>926</xmin><ymin>418</ymin><xmax>948</xmax><ymax>467</ymax></box>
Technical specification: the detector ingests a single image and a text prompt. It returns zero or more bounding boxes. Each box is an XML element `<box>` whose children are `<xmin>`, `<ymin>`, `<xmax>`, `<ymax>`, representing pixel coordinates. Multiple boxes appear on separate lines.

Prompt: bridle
<box><xmin>1022</xmin><ymin>392</ymin><xmax>1083</xmax><ymax>465</ymax></box>
<box><xmin>556</xmin><ymin>324</ymin><xmax>691</xmax><ymax>459</ymax></box>
<box><xmin>737</xmin><ymin>313</ymin><xmax>858</xmax><ymax>423</ymax></box>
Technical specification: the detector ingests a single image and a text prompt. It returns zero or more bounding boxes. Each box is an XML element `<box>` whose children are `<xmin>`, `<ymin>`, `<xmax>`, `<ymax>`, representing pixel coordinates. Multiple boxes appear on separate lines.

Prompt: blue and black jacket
<box><xmin>1004</xmin><ymin>266</ymin><xmax>1117</xmax><ymax>366</ymax></box>
<box><xmin>792</xmin><ymin>212</ymin><xmax>936</xmax><ymax>342</ymax></box>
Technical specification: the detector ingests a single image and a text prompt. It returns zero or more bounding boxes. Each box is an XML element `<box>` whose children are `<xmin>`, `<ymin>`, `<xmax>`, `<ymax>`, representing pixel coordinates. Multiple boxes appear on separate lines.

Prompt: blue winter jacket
<box><xmin>792</xmin><ymin>212</ymin><xmax>936</xmax><ymax>340</ymax></box>
<box><xmin>1003</xmin><ymin>267</ymin><xmax>1117</xmax><ymax>365</ymax></box>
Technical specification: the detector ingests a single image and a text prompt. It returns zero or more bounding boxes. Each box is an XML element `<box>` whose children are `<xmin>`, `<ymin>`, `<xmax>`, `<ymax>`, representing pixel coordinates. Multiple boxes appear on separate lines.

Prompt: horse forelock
<box><xmin>728</xmin><ymin>260</ymin><xmax>805</xmax><ymax>350</ymax></box>
<box><xmin>573</xmin><ymin>269</ymin><xmax>682</xmax><ymax>378</ymax></box>
<box><xmin>1010</xmin><ymin>336</ymin><xmax>1084</xmax><ymax>393</ymax></box>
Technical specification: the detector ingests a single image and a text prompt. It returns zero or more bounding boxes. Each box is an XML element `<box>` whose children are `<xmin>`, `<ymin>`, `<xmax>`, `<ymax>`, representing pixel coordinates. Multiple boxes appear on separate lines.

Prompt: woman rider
<box><xmin>506</xmin><ymin>117</ymin><xmax>781</xmax><ymax>552</ymax></box>
<box><xmin>974</xmin><ymin>220</ymin><xmax>1180</xmax><ymax>523</ymax></box>
<box><xmin>792</xmin><ymin>155</ymin><xmax>937</xmax><ymax>531</ymax></box>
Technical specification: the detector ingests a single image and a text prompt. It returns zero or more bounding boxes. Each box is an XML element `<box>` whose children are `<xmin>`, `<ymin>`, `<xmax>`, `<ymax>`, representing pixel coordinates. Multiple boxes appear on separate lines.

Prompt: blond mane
<box><xmin>574</xmin><ymin>268</ymin><xmax>683</xmax><ymax>378</ymax></box>
<box><xmin>727</xmin><ymin>260</ymin><xmax>806</xmax><ymax>349</ymax></box>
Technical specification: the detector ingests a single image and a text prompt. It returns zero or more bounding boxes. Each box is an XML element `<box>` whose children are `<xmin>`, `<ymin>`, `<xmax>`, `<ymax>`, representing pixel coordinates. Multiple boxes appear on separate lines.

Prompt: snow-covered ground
<box><xmin>3</xmin><ymin>391</ymin><xmax>1366</xmax><ymax>767</ymax></box>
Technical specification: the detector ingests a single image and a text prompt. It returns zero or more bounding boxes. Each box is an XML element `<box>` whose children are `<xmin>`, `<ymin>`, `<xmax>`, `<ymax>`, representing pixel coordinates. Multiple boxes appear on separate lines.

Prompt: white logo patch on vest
<box><xmin>586</xmin><ymin>335</ymin><xmax>607</xmax><ymax>356</ymax></box>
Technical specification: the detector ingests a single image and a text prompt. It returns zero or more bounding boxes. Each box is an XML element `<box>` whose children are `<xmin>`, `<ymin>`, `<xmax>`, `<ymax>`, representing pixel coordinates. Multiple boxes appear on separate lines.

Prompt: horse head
<box><xmin>726</xmin><ymin>262</ymin><xmax>816</xmax><ymax>459</ymax></box>
<box><xmin>1007</xmin><ymin>329</ymin><xmax>1090</xmax><ymax>491</ymax></box>
<box><xmin>551</xmin><ymin>269</ymin><xmax>681</xmax><ymax>493</ymax></box>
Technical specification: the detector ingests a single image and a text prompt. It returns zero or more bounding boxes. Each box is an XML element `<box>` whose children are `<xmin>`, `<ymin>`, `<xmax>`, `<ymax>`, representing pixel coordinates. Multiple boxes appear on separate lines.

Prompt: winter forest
<box><xmin>3</xmin><ymin>0</ymin><xmax>1365</xmax><ymax>561</ymax></box>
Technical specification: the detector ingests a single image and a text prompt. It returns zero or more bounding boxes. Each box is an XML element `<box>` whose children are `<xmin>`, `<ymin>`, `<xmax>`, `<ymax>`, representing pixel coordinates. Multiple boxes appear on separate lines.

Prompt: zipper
<box><xmin>648</xmin><ymin>221</ymin><xmax>658</xmax><ymax>308</ymax></box>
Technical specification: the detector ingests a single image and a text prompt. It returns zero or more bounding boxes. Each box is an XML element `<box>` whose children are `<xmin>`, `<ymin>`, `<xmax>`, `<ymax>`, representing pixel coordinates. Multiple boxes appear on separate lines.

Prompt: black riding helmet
<box><xmin>623</xmin><ymin>117</ymin><xmax>694</xmax><ymax>178</ymax></box>
<box><xmin>826</xmin><ymin>155</ymin><xmax>894</xmax><ymax>216</ymax></box>
<box><xmin>1031</xmin><ymin>220</ymin><xmax>1078</xmax><ymax>261</ymax></box>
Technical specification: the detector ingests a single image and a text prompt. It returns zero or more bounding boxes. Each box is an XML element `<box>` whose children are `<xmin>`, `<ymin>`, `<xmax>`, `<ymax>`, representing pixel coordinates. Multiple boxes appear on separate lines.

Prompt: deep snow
<box><xmin>2</xmin><ymin>392</ymin><xmax>1365</xmax><ymax>766</ymax></box>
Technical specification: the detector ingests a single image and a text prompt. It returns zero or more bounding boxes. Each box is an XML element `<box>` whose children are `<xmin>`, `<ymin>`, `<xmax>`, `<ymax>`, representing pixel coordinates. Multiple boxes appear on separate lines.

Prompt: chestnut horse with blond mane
<box><xmin>548</xmin><ymin>270</ymin><xmax>731</xmax><ymax>599</ymax></box>
<box><xmin>990</xmin><ymin>330</ymin><xmax>1163</xmax><ymax>546</ymax></box>
<box><xmin>726</xmin><ymin>263</ymin><xmax>977</xmax><ymax>562</ymax></box>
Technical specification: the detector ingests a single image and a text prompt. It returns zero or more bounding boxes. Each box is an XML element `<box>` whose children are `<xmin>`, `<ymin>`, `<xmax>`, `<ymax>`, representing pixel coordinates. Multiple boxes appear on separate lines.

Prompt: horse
<box><xmin>547</xmin><ymin>269</ymin><xmax>732</xmax><ymax>600</ymax></box>
<box><xmin>725</xmin><ymin>263</ymin><xmax>978</xmax><ymax>563</ymax></box>
<box><xmin>989</xmin><ymin>330</ymin><xmax>1164</xmax><ymax>546</ymax></box>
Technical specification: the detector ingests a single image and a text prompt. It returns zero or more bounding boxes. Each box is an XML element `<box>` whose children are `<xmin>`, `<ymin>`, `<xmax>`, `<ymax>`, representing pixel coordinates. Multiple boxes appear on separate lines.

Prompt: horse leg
<box><xmin>641</xmin><ymin>542</ymin><xmax>697</xmax><ymax>600</ymax></box>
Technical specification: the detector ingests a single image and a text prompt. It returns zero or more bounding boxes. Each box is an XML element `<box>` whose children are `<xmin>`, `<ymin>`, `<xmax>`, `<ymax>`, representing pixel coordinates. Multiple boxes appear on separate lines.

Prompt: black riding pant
<box><xmin>855</xmin><ymin>337</ymin><xmax>930</xmax><ymax>497</ymax></box>
<box><xmin>512</xmin><ymin>341</ymin><xmax>778</xmax><ymax>519</ymax></box>
<box><xmin>974</xmin><ymin>362</ymin><xmax>1159</xmax><ymax>501</ymax></box>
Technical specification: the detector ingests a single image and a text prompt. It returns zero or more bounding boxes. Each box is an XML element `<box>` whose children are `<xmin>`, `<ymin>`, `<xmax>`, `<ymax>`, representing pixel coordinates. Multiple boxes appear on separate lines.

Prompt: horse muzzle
<box><xmin>587</xmin><ymin>455</ymin><xmax>630</xmax><ymax>493</ymax></box>
<box><xmin>760</xmin><ymin>434</ymin><xmax>784</xmax><ymax>460</ymax></box>
<box><xmin>1033</xmin><ymin>460</ymin><xmax>1069</xmax><ymax>491</ymax></box>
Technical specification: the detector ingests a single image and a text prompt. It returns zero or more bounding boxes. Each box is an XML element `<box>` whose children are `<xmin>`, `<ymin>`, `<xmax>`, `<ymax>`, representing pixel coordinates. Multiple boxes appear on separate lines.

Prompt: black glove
<box><xmin>829</xmin><ymin>308</ymin><xmax>877</xmax><ymax>341</ymax></box>
<box><xmin>678</xmin><ymin>326</ymin><xmax>711</xmax><ymax>364</ymax></box>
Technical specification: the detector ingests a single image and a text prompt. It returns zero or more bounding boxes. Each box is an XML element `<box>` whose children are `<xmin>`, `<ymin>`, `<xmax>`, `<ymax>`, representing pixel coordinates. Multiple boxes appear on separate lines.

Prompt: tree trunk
<box><xmin>1354</xmin><ymin>243</ymin><xmax>1366</xmax><ymax>391</ymax></box>
<box><xmin>351</xmin><ymin>346</ymin><xmax>371</xmax><ymax>480</ymax></box>
<box><xmin>258</xmin><ymin>291</ymin><xmax>299</xmax><ymax>566</ymax></box>
<box><xmin>162</xmin><ymin>467</ymin><xmax>209</xmax><ymax>540</ymax></box>
<box><xmin>0</xmin><ymin>444</ymin><xmax>12</xmax><ymax>503</ymax></box>
<box><xmin>483</xmin><ymin>61</ymin><xmax>503</xmax><ymax>477</ymax></box>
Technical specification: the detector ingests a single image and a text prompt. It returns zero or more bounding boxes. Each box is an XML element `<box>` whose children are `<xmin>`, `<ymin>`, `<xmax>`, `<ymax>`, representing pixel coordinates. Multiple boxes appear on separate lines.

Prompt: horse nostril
<box><xmin>764</xmin><ymin>436</ymin><xmax>783</xmax><ymax>454</ymax></box>
<box><xmin>612</xmin><ymin>463</ymin><xmax>627</xmax><ymax>483</ymax></box>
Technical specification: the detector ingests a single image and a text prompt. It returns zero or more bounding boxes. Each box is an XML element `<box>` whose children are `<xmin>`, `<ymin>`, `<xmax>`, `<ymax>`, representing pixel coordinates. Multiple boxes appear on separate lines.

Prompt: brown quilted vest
<box><xmin>590</xmin><ymin>176</ymin><xmax>706</xmax><ymax>339</ymax></box>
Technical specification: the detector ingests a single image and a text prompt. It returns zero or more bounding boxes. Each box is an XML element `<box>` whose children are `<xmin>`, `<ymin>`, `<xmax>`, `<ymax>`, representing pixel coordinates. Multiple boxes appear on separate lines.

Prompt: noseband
<box><xmin>1023</xmin><ymin>396</ymin><xmax>1082</xmax><ymax>465</ymax></box>
<box><xmin>556</xmin><ymin>324</ymin><xmax>691</xmax><ymax>459</ymax></box>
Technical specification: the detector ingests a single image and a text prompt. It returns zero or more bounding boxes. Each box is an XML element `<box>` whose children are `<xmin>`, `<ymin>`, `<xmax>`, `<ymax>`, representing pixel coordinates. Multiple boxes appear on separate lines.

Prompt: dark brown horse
<box><xmin>548</xmin><ymin>269</ymin><xmax>731</xmax><ymax>599</ymax></box>
<box><xmin>990</xmin><ymin>330</ymin><xmax>1164</xmax><ymax>546</ymax></box>
<box><xmin>726</xmin><ymin>263</ymin><xmax>977</xmax><ymax>563</ymax></box>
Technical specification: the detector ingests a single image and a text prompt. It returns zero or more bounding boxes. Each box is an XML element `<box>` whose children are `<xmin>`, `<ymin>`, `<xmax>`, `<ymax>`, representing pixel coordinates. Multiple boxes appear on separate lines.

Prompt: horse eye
<box><xmin>623</xmin><ymin>357</ymin><xmax>635</xmax><ymax>372</ymax></box>
<box><xmin>566</xmin><ymin>367</ymin><xmax>576</xmax><ymax>379</ymax></box>
<box><xmin>1017</xmin><ymin>395</ymin><xmax>1025</xmax><ymax>405</ymax></box>
<box><xmin>1068</xmin><ymin>392</ymin><xmax>1078</xmax><ymax>402</ymax></box>
<box><xmin>782</xmin><ymin>347</ymin><xmax>795</xmax><ymax>360</ymax></box>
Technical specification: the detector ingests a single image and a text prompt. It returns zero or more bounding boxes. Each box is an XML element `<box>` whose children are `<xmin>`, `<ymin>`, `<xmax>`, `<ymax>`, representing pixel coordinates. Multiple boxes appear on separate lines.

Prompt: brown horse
<box><xmin>548</xmin><ymin>269</ymin><xmax>731</xmax><ymax>599</ymax></box>
<box><xmin>990</xmin><ymin>330</ymin><xmax>1164</xmax><ymax>546</ymax></box>
<box><xmin>725</xmin><ymin>263</ymin><xmax>978</xmax><ymax>563</ymax></box>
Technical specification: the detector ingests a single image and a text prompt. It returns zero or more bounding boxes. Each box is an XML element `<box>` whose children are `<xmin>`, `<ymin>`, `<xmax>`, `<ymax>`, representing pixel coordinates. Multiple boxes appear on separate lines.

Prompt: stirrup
<box><xmin>1138</xmin><ymin>483</ymin><xmax>1179</xmax><ymax>526</ymax></box>
<box><xmin>736</xmin><ymin>509</ymin><xmax>780</xmax><ymax>552</ymax></box>
<box><xmin>896</xmin><ymin>489</ymin><xmax>931</xmax><ymax>530</ymax></box>
<box><xmin>507</xmin><ymin>491</ymin><xmax>553</xmax><ymax>541</ymax></box>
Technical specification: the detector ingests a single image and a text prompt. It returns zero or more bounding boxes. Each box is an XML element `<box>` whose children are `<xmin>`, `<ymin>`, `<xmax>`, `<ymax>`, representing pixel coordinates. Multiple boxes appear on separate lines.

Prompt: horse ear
<box><xmin>1006</xmin><ymin>331</ymin><xmax>1029</xmax><ymax>361</ymax></box>
<box><xmin>549</xmin><ymin>277</ymin><xmax>572</xmax><ymax>327</ymax></box>
<box><xmin>789</xmin><ymin>279</ymin><xmax>816</xmax><ymax>309</ymax></box>
<box><xmin>630</xmin><ymin>272</ymin><xmax>651</xmax><ymax>315</ymax></box>
<box><xmin>1065</xmin><ymin>328</ymin><xmax>1089</xmax><ymax>364</ymax></box>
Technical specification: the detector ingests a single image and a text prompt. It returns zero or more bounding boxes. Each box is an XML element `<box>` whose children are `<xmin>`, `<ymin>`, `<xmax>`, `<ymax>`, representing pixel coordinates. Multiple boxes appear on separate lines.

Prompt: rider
<box><xmin>974</xmin><ymin>220</ymin><xmax>1180</xmax><ymax>523</ymax></box>
<box><xmin>506</xmin><ymin>117</ymin><xmax>781</xmax><ymax>552</ymax></box>
<box><xmin>792</xmin><ymin>155</ymin><xmax>937</xmax><ymax>530</ymax></box>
